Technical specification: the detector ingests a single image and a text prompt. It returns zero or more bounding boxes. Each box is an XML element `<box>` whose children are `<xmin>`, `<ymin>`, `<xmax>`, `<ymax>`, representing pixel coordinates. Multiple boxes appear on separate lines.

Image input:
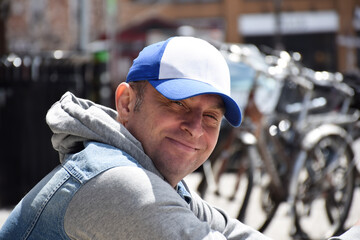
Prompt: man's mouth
<box><xmin>166</xmin><ymin>137</ymin><xmax>200</xmax><ymax>152</ymax></box>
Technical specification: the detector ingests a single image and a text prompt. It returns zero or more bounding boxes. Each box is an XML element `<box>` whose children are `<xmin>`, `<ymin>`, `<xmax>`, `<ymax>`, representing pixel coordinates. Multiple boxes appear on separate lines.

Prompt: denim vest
<box><xmin>0</xmin><ymin>141</ymin><xmax>192</xmax><ymax>240</ymax></box>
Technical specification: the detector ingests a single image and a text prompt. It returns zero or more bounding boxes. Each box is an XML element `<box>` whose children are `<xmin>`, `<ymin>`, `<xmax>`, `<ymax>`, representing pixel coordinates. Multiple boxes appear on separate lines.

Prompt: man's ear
<box><xmin>115</xmin><ymin>82</ymin><xmax>135</xmax><ymax>125</ymax></box>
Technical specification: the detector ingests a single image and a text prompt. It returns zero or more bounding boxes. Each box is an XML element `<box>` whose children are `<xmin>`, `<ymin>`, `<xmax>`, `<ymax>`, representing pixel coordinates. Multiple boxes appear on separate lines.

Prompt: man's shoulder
<box><xmin>93</xmin><ymin>166</ymin><xmax>171</xmax><ymax>194</ymax></box>
<box><xmin>64</xmin><ymin>165</ymin><xmax>187</xmax><ymax>237</ymax></box>
<box><xmin>68</xmin><ymin>140</ymin><xmax>176</xmax><ymax>201</ymax></box>
<box><xmin>64</xmin><ymin>141</ymin><xmax>142</xmax><ymax>169</ymax></box>
<box><xmin>84</xmin><ymin>141</ymin><xmax>142</xmax><ymax>167</ymax></box>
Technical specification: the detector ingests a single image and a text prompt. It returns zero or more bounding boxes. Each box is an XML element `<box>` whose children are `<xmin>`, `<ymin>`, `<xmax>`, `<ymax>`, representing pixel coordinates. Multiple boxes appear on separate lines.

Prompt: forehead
<box><xmin>147</xmin><ymin>84</ymin><xmax>225</xmax><ymax>112</ymax></box>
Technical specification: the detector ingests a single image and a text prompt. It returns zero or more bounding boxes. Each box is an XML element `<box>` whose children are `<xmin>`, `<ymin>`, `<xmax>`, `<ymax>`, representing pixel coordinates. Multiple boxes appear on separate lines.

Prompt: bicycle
<box><xmin>198</xmin><ymin>43</ymin><xmax>359</xmax><ymax>239</ymax></box>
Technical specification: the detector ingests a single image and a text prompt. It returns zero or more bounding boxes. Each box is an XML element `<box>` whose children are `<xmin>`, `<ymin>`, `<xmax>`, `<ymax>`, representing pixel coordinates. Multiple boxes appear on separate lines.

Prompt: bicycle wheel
<box><xmin>293</xmin><ymin>135</ymin><xmax>355</xmax><ymax>240</ymax></box>
<box><xmin>239</xmin><ymin>126</ymin><xmax>284</xmax><ymax>232</ymax></box>
<box><xmin>223</xmin><ymin>149</ymin><xmax>254</xmax><ymax>220</ymax></box>
<box><xmin>240</xmin><ymin>168</ymin><xmax>280</xmax><ymax>232</ymax></box>
<box><xmin>197</xmin><ymin>122</ymin><xmax>235</xmax><ymax>198</ymax></box>
<box><xmin>197</xmin><ymin>144</ymin><xmax>255</xmax><ymax>221</ymax></box>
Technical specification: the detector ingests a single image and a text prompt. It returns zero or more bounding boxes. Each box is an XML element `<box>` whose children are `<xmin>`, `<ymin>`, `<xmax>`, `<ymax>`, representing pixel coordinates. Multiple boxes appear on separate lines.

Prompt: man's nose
<box><xmin>181</xmin><ymin>111</ymin><xmax>204</xmax><ymax>138</ymax></box>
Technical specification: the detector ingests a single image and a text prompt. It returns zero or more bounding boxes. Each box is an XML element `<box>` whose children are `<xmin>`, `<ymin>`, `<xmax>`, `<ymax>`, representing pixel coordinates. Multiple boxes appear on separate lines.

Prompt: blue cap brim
<box><xmin>149</xmin><ymin>79</ymin><xmax>242</xmax><ymax>127</ymax></box>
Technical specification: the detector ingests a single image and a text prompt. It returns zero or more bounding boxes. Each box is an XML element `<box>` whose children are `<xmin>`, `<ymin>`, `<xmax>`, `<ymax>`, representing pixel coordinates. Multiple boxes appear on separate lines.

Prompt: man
<box><xmin>0</xmin><ymin>37</ymin><xmax>358</xmax><ymax>239</ymax></box>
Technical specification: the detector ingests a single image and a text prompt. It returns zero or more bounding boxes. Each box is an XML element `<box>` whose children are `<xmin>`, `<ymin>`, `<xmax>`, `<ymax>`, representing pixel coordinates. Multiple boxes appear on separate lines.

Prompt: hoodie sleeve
<box><xmin>189</xmin><ymin>188</ymin><xmax>272</xmax><ymax>240</ymax></box>
<box><xmin>64</xmin><ymin>166</ymin><xmax>271</xmax><ymax>240</ymax></box>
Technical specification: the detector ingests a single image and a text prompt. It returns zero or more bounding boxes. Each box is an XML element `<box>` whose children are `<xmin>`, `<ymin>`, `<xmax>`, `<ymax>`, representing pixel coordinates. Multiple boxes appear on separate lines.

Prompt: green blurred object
<box><xmin>94</xmin><ymin>51</ymin><xmax>109</xmax><ymax>63</ymax></box>
<box><xmin>107</xmin><ymin>0</ymin><xmax>117</xmax><ymax>15</ymax></box>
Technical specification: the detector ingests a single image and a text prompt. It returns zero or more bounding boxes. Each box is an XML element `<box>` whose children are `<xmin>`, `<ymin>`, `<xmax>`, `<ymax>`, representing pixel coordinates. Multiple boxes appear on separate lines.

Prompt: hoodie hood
<box><xmin>46</xmin><ymin>91</ymin><xmax>162</xmax><ymax>178</ymax></box>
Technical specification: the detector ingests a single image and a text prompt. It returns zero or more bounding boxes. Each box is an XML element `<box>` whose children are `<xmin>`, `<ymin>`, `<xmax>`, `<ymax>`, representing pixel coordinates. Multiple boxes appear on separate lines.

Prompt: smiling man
<box><xmin>119</xmin><ymin>84</ymin><xmax>224</xmax><ymax>187</ymax></box>
<box><xmin>1</xmin><ymin>37</ymin><xmax>359</xmax><ymax>240</ymax></box>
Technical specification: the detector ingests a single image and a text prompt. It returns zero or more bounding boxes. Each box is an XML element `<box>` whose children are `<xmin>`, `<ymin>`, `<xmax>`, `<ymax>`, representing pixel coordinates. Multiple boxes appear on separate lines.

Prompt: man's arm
<box><xmin>187</xmin><ymin>183</ymin><xmax>272</xmax><ymax>240</ymax></box>
<box><xmin>64</xmin><ymin>167</ymin><xmax>235</xmax><ymax>240</ymax></box>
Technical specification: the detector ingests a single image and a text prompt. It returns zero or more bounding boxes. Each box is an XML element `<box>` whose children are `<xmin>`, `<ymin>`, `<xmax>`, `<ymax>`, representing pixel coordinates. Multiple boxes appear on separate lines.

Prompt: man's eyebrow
<box><xmin>214</xmin><ymin>104</ymin><xmax>226</xmax><ymax>114</ymax></box>
<box><xmin>207</xmin><ymin>101</ymin><xmax>226</xmax><ymax>114</ymax></box>
<box><xmin>156</xmin><ymin>90</ymin><xmax>226</xmax><ymax>113</ymax></box>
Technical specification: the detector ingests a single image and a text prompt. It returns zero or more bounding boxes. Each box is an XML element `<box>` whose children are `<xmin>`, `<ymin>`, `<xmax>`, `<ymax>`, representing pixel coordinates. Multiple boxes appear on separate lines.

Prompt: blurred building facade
<box><xmin>2</xmin><ymin>0</ymin><xmax>360</xmax><ymax>76</ymax></box>
<box><xmin>118</xmin><ymin>0</ymin><xmax>360</xmax><ymax>73</ymax></box>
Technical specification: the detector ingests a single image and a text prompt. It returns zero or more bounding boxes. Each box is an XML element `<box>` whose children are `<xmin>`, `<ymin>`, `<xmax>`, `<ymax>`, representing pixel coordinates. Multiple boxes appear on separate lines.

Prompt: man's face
<box><xmin>125</xmin><ymin>84</ymin><xmax>224</xmax><ymax>187</ymax></box>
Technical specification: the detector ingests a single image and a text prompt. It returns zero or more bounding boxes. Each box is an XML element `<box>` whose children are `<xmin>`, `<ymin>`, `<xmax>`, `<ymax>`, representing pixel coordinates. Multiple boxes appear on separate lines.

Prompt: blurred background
<box><xmin>1</xmin><ymin>0</ymin><xmax>360</xmax><ymax>239</ymax></box>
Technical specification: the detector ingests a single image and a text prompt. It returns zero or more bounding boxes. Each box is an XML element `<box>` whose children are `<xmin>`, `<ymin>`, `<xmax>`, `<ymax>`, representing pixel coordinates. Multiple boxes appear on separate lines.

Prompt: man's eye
<box><xmin>206</xmin><ymin>114</ymin><xmax>217</xmax><ymax>120</ymax></box>
<box><xmin>172</xmin><ymin>101</ymin><xmax>184</xmax><ymax>107</ymax></box>
<box><xmin>204</xmin><ymin>114</ymin><xmax>220</xmax><ymax>122</ymax></box>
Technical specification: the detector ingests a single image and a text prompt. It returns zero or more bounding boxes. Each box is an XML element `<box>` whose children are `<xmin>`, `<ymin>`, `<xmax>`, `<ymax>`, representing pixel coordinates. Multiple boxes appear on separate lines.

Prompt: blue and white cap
<box><xmin>126</xmin><ymin>36</ymin><xmax>242</xmax><ymax>127</ymax></box>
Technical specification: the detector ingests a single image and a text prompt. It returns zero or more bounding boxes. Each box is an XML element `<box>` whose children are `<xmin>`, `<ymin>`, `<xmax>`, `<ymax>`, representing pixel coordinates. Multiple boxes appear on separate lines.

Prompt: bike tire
<box><xmin>236</xmin><ymin>153</ymin><xmax>254</xmax><ymax>222</ymax></box>
<box><xmin>293</xmin><ymin>135</ymin><xmax>356</xmax><ymax>239</ymax></box>
<box><xmin>197</xmin><ymin>146</ymin><xmax>255</xmax><ymax>222</ymax></box>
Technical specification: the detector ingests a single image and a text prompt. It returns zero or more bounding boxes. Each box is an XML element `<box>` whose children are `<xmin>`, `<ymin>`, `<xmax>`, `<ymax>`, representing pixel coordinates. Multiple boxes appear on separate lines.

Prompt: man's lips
<box><xmin>166</xmin><ymin>137</ymin><xmax>200</xmax><ymax>152</ymax></box>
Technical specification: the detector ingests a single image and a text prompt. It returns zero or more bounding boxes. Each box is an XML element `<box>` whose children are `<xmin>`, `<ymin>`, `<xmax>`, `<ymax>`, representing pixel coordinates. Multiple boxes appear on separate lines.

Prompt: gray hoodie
<box><xmin>46</xmin><ymin>91</ymin><xmax>272</xmax><ymax>240</ymax></box>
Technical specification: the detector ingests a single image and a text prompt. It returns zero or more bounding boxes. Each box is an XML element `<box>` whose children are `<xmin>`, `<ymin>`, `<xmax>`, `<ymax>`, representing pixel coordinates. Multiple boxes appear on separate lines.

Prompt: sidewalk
<box><xmin>184</xmin><ymin>172</ymin><xmax>360</xmax><ymax>240</ymax></box>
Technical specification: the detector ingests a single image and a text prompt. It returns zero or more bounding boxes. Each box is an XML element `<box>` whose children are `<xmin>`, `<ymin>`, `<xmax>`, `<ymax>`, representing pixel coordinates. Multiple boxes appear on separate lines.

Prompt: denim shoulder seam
<box><xmin>62</xmin><ymin>160</ymin><xmax>84</xmax><ymax>184</ymax></box>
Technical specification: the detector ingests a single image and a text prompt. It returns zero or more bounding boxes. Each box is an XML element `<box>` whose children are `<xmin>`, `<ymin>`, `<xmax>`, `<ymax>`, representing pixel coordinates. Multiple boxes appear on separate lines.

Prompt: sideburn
<box><xmin>129</xmin><ymin>81</ymin><xmax>147</xmax><ymax>112</ymax></box>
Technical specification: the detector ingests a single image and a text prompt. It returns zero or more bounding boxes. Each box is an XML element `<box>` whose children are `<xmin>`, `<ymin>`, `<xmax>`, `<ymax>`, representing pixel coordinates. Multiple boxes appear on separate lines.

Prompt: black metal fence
<box><xmin>0</xmin><ymin>53</ymin><xmax>105</xmax><ymax>207</ymax></box>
